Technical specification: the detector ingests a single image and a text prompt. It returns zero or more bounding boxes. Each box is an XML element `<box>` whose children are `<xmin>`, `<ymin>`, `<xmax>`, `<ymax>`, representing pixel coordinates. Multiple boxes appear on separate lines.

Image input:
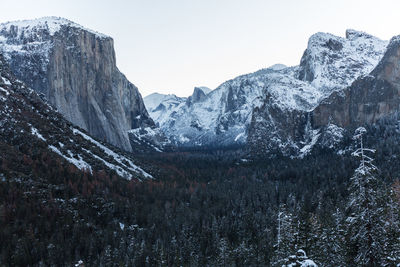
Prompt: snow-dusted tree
<box><xmin>216</xmin><ymin>237</ymin><xmax>231</xmax><ymax>267</ymax></box>
<box><xmin>271</xmin><ymin>204</ymin><xmax>296</xmax><ymax>266</ymax></box>
<box><xmin>282</xmin><ymin>249</ymin><xmax>318</xmax><ymax>267</ymax></box>
<box><xmin>345</xmin><ymin>127</ymin><xmax>384</xmax><ymax>266</ymax></box>
<box><xmin>325</xmin><ymin>208</ymin><xmax>346</xmax><ymax>266</ymax></box>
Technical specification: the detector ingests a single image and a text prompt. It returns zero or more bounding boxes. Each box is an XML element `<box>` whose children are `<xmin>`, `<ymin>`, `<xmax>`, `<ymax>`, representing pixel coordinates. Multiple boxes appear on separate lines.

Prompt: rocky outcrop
<box><xmin>298</xmin><ymin>29</ymin><xmax>387</xmax><ymax>96</ymax></box>
<box><xmin>247</xmin><ymin>92</ymin><xmax>311</xmax><ymax>156</ymax></box>
<box><xmin>312</xmin><ymin>36</ymin><xmax>400</xmax><ymax>129</ymax></box>
<box><xmin>186</xmin><ymin>87</ymin><xmax>208</xmax><ymax>105</ymax></box>
<box><xmin>0</xmin><ymin>17</ymin><xmax>154</xmax><ymax>152</ymax></box>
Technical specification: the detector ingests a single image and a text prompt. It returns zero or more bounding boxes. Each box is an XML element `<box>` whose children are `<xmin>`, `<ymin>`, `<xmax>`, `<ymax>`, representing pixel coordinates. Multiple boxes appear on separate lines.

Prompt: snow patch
<box><xmin>299</xmin><ymin>129</ymin><xmax>320</xmax><ymax>157</ymax></box>
<box><xmin>48</xmin><ymin>145</ymin><xmax>92</xmax><ymax>173</ymax></box>
<box><xmin>128</xmin><ymin>127</ymin><xmax>164</xmax><ymax>152</ymax></box>
<box><xmin>0</xmin><ymin>86</ymin><xmax>9</xmax><ymax>96</ymax></box>
<box><xmin>1</xmin><ymin>77</ymin><xmax>11</xmax><ymax>86</ymax></box>
<box><xmin>73</xmin><ymin>128</ymin><xmax>152</xmax><ymax>179</ymax></box>
<box><xmin>234</xmin><ymin>132</ymin><xmax>245</xmax><ymax>142</ymax></box>
<box><xmin>179</xmin><ymin>134</ymin><xmax>190</xmax><ymax>143</ymax></box>
<box><xmin>31</xmin><ymin>127</ymin><xmax>46</xmax><ymax>141</ymax></box>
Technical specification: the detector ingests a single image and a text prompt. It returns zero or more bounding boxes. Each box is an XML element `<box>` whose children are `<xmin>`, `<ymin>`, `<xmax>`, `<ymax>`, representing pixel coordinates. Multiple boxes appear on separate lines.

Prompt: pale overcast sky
<box><xmin>2</xmin><ymin>0</ymin><xmax>400</xmax><ymax>97</ymax></box>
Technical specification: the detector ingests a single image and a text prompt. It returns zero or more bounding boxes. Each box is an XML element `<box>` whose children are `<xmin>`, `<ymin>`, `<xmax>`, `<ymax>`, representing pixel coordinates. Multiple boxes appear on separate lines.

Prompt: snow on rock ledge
<box><xmin>0</xmin><ymin>16</ymin><xmax>109</xmax><ymax>38</ymax></box>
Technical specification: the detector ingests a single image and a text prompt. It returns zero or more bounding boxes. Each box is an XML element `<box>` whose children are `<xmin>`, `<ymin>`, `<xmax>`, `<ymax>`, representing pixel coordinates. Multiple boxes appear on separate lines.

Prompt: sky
<box><xmin>2</xmin><ymin>0</ymin><xmax>400</xmax><ymax>97</ymax></box>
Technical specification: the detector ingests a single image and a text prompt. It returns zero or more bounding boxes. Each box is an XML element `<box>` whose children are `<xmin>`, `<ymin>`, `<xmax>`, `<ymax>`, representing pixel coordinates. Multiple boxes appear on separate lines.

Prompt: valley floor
<box><xmin>1</xmin><ymin>136</ymin><xmax>400</xmax><ymax>266</ymax></box>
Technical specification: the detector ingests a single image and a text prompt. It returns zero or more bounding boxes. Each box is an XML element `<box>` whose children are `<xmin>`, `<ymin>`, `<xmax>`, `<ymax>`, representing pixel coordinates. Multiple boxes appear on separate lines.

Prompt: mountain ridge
<box><xmin>145</xmin><ymin>29</ymin><xmax>388</xmax><ymax>154</ymax></box>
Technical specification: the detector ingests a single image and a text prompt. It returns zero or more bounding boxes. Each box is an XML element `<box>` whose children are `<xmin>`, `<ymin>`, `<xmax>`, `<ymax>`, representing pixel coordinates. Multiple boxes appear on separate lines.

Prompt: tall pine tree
<box><xmin>345</xmin><ymin>127</ymin><xmax>384</xmax><ymax>266</ymax></box>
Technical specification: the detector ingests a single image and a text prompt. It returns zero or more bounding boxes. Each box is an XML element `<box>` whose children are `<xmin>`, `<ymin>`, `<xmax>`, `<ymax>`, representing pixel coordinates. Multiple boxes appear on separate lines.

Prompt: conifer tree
<box><xmin>345</xmin><ymin>127</ymin><xmax>384</xmax><ymax>266</ymax></box>
<box><xmin>271</xmin><ymin>204</ymin><xmax>296</xmax><ymax>266</ymax></box>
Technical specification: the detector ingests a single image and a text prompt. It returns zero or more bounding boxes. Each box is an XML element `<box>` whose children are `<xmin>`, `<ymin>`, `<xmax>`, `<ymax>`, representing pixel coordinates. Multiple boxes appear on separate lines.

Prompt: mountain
<box><xmin>143</xmin><ymin>86</ymin><xmax>212</xmax><ymax>116</ymax></box>
<box><xmin>312</xmin><ymin>35</ymin><xmax>400</xmax><ymax>129</ymax></box>
<box><xmin>0</xmin><ymin>53</ymin><xmax>152</xmax><ymax>180</ymax></box>
<box><xmin>0</xmin><ymin>17</ymin><xmax>155</xmax><ymax>152</ymax></box>
<box><xmin>249</xmin><ymin>30</ymin><xmax>389</xmax><ymax>156</ymax></box>
<box><xmin>147</xmin><ymin>30</ymin><xmax>387</xmax><ymax>151</ymax></box>
<box><xmin>144</xmin><ymin>93</ymin><xmax>187</xmax><ymax>123</ymax></box>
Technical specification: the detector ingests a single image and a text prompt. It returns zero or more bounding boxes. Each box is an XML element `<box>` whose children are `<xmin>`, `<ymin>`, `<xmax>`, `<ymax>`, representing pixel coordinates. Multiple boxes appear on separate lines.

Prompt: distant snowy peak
<box><xmin>144</xmin><ymin>86</ymin><xmax>212</xmax><ymax>115</ymax></box>
<box><xmin>144</xmin><ymin>93</ymin><xmax>186</xmax><ymax>113</ymax></box>
<box><xmin>0</xmin><ymin>16</ymin><xmax>109</xmax><ymax>39</ymax></box>
<box><xmin>195</xmin><ymin>86</ymin><xmax>212</xmax><ymax>95</ymax></box>
<box><xmin>187</xmin><ymin>87</ymin><xmax>212</xmax><ymax>104</ymax></box>
<box><xmin>298</xmin><ymin>29</ymin><xmax>388</xmax><ymax>95</ymax></box>
<box><xmin>268</xmin><ymin>64</ymin><xmax>287</xmax><ymax>71</ymax></box>
<box><xmin>143</xmin><ymin>93</ymin><xmax>167</xmax><ymax>112</ymax></box>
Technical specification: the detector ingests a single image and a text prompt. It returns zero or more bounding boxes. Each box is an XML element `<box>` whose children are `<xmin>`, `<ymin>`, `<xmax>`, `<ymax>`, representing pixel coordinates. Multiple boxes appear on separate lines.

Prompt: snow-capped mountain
<box><xmin>147</xmin><ymin>30</ymin><xmax>387</xmax><ymax>150</ymax></box>
<box><xmin>312</xmin><ymin>34</ymin><xmax>400</xmax><ymax>129</ymax></box>
<box><xmin>143</xmin><ymin>87</ymin><xmax>212</xmax><ymax>129</ymax></box>
<box><xmin>144</xmin><ymin>93</ymin><xmax>187</xmax><ymax>123</ymax></box>
<box><xmin>298</xmin><ymin>29</ymin><xmax>387</xmax><ymax>95</ymax></box>
<box><xmin>0</xmin><ymin>53</ymin><xmax>152</xmax><ymax>180</ymax></box>
<box><xmin>249</xmin><ymin>30</ymin><xmax>389</xmax><ymax>156</ymax></box>
<box><xmin>0</xmin><ymin>17</ymin><xmax>156</xmax><ymax>152</ymax></box>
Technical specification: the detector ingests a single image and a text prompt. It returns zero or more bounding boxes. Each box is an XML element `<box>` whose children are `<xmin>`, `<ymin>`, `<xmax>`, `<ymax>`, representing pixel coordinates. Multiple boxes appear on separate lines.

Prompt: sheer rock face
<box><xmin>312</xmin><ymin>36</ymin><xmax>400</xmax><ymax>129</ymax></box>
<box><xmin>0</xmin><ymin>17</ymin><xmax>154</xmax><ymax>152</ymax></box>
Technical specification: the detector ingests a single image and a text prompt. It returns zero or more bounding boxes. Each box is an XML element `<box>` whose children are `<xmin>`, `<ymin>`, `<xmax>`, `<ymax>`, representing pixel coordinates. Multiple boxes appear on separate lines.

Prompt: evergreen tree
<box><xmin>345</xmin><ymin>127</ymin><xmax>384</xmax><ymax>266</ymax></box>
<box><xmin>216</xmin><ymin>237</ymin><xmax>231</xmax><ymax>267</ymax></box>
<box><xmin>271</xmin><ymin>204</ymin><xmax>296</xmax><ymax>266</ymax></box>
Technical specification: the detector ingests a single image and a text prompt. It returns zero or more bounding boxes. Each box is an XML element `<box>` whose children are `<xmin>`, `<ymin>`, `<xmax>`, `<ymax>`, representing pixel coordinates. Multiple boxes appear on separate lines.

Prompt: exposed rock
<box><xmin>312</xmin><ymin>35</ymin><xmax>400</xmax><ymax>129</ymax></box>
<box><xmin>186</xmin><ymin>87</ymin><xmax>208</xmax><ymax>105</ymax></box>
<box><xmin>298</xmin><ymin>29</ymin><xmax>387</xmax><ymax>96</ymax></box>
<box><xmin>0</xmin><ymin>17</ymin><xmax>154</xmax><ymax>152</ymax></box>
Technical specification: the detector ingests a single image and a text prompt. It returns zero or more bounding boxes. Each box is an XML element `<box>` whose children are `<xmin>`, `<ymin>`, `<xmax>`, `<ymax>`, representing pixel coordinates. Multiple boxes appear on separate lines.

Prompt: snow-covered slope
<box><xmin>144</xmin><ymin>93</ymin><xmax>186</xmax><ymax>115</ymax></box>
<box><xmin>148</xmin><ymin>30</ymin><xmax>388</xmax><ymax>149</ymax></box>
<box><xmin>298</xmin><ymin>29</ymin><xmax>388</xmax><ymax>95</ymax></box>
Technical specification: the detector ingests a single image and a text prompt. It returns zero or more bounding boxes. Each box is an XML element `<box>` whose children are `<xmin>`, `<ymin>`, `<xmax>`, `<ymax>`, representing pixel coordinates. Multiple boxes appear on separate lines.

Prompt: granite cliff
<box><xmin>0</xmin><ymin>17</ymin><xmax>154</xmax><ymax>152</ymax></box>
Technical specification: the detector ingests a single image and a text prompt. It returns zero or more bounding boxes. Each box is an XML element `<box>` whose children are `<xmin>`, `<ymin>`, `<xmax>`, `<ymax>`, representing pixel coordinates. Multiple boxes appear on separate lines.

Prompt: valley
<box><xmin>0</xmin><ymin>16</ymin><xmax>400</xmax><ymax>266</ymax></box>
